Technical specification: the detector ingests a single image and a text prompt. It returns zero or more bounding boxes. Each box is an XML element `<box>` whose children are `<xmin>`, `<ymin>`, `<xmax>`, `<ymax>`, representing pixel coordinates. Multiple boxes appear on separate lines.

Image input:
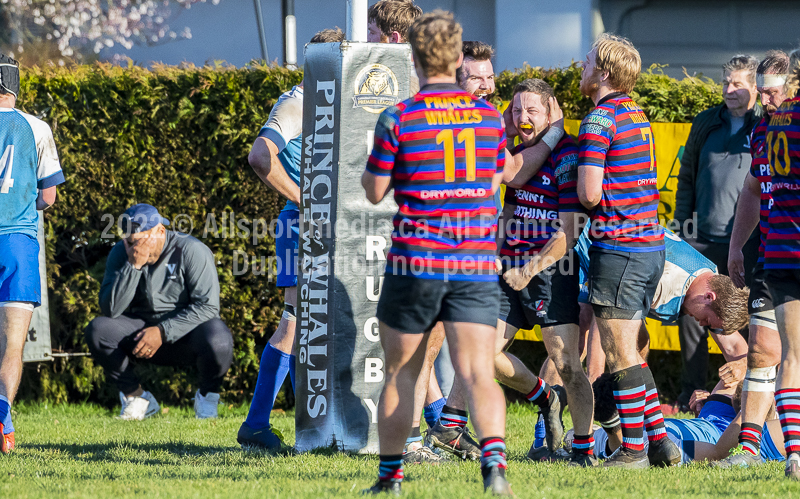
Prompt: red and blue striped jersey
<box><xmin>749</xmin><ymin>117</ymin><xmax>771</xmax><ymax>261</ymax></box>
<box><xmin>366</xmin><ymin>83</ymin><xmax>506</xmax><ymax>281</ymax></box>
<box><xmin>500</xmin><ymin>135</ymin><xmax>584</xmax><ymax>263</ymax></box>
<box><xmin>765</xmin><ymin>96</ymin><xmax>800</xmax><ymax>270</ymax></box>
<box><xmin>578</xmin><ymin>92</ymin><xmax>664</xmax><ymax>252</ymax></box>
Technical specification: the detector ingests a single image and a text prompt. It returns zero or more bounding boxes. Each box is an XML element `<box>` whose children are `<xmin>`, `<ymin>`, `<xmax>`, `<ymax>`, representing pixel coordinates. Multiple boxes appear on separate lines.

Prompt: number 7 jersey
<box><xmin>0</xmin><ymin>108</ymin><xmax>65</xmax><ymax>238</ymax></box>
<box><xmin>366</xmin><ymin>83</ymin><xmax>506</xmax><ymax>281</ymax></box>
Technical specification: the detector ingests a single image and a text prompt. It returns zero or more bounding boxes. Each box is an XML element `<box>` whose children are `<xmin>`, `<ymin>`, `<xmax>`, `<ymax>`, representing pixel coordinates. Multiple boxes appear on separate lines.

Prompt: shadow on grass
<box><xmin>24</xmin><ymin>441</ymin><xmax>238</xmax><ymax>462</ymax></box>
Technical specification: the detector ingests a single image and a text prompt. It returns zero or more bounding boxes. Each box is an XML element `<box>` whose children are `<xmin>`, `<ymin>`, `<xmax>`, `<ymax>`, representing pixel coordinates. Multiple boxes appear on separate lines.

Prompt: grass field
<box><xmin>2</xmin><ymin>402</ymin><xmax>798</xmax><ymax>498</ymax></box>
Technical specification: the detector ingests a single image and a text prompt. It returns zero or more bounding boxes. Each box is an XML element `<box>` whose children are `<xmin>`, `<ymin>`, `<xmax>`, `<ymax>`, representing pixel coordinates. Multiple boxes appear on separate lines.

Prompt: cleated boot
<box><xmin>786</xmin><ymin>453</ymin><xmax>800</xmax><ymax>480</ymax></box>
<box><xmin>568</xmin><ymin>452</ymin><xmax>599</xmax><ymax>467</ymax></box>
<box><xmin>647</xmin><ymin>436</ymin><xmax>681</xmax><ymax>467</ymax></box>
<box><xmin>237</xmin><ymin>422</ymin><xmax>295</xmax><ymax>455</ymax></box>
<box><xmin>428</xmin><ymin>421</ymin><xmax>481</xmax><ymax>460</ymax></box>
<box><xmin>602</xmin><ymin>446</ymin><xmax>649</xmax><ymax>469</ymax></box>
<box><xmin>0</xmin><ymin>424</ymin><xmax>10</xmax><ymax>454</ymax></box>
<box><xmin>711</xmin><ymin>445</ymin><xmax>763</xmax><ymax>469</ymax></box>
<box><xmin>363</xmin><ymin>481</ymin><xmax>402</xmax><ymax>496</ymax></box>
<box><xmin>540</xmin><ymin>385</ymin><xmax>566</xmax><ymax>451</ymax></box>
<box><xmin>526</xmin><ymin>445</ymin><xmax>569</xmax><ymax>463</ymax></box>
<box><xmin>403</xmin><ymin>442</ymin><xmax>449</xmax><ymax>464</ymax></box>
<box><xmin>483</xmin><ymin>467</ymin><xmax>515</xmax><ymax>497</ymax></box>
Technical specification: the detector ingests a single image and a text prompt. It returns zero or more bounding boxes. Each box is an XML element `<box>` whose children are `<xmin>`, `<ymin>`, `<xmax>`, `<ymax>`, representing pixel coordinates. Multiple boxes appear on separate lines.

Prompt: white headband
<box><xmin>757</xmin><ymin>73</ymin><xmax>789</xmax><ymax>88</ymax></box>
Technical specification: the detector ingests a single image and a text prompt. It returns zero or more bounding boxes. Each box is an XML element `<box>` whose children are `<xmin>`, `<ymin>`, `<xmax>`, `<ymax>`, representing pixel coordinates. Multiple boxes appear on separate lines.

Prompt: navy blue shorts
<box><xmin>766</xmin><ymin>268</ymin><xmax>800</xmax><ymax>308</ymax></box>
<box><xmin>0</xmin><ymin>233</ymin><xmax>41</xmax><ymax>306</ymax></box>
<box><xmin>376</xmin><ymin>274</ymin><xmax>500</xmax><ymax>334</ymax></box>
<box><xmin>588</xmin><ymin>247</ymin><xmax>664</xmax><ymax>320</ymax></box>
<box><xmin>275</xmin><ymin>209</ymin><xmax>299</xmax><ymax>288</ymax></box>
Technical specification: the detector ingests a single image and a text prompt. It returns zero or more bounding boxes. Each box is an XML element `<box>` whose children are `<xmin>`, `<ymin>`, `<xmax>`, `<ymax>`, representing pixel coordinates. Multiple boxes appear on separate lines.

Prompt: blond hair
<box><xmin>407</xmin><ymin>10</ymin><xmax>462</xmax><ymax>78</ymax></box>
<box><xmin>708</xmin><ymin>275</ymin><xmax>750</xmax><ymax>334</ymax></box>
<box><xmin>785</xmin><ymin>47</ymin><xmax>800</xmax><ymax>98</ymax></box>
<box><xmin>368</xmin><ymin>0</ymin><xmax>423</xmax><ymax>41</ymax></box>
<box><xmin>592</xmin><ymin>33</ymin><xmax>641</xmax><ymax>94</ymax></box>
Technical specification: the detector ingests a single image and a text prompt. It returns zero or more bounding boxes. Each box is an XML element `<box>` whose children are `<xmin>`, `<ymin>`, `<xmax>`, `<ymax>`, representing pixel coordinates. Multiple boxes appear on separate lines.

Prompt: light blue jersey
<box><xmin>578</xmin><ymin>227</ymin><xmax>716</xmax><ymax>324</ymax></box>
<box><xmin>257</xmin><ymin>86</ymin><xmax>303</xmax><ymax>212</ymax></box>
<box><xmin>0</xmin><ymin>108</ymin><xmax>64</xmax><ymax>238</ymax></box>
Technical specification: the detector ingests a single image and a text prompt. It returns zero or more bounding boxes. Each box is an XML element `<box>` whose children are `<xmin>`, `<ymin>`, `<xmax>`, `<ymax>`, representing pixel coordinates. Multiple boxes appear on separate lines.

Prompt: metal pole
<box><xmin>253</xmin><ymin>0</ymin><xmax>270</xmax><ymax>62</ymax></box>
<box><xmin>283</xmin><ymin>0</ymin><xmax>297</xmax><ymax>69</ymax></box>
<box><xmin>346</xmin><ymin>0</ymin><xmax>368</xmax><ymax>42</ymax></box>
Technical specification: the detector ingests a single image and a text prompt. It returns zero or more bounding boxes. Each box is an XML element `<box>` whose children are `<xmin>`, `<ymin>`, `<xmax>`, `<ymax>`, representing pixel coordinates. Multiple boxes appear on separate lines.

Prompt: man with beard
<box><xmin>456</xmin><ymin>41</ymin><xmax>495</xmax><ymax>99</ymax></box>
<box><xmin>718</xmin><ymin>51</ymin><xmax>790</xmax><ymax>468</ymax></box>
<box><xmin>576</xmin><ymin>33</ymin><xmax>678</xmax><ymax>468</ymax></box>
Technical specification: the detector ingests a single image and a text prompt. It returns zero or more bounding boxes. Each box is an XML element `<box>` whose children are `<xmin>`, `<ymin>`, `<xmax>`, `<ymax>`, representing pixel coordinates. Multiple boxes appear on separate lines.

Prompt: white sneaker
<box><xmin>194</xmin><ymin>390</ymin><xmax>220</xmax><ymax>419</ymax></box>
<box><xmin>119</xmin><ymin>391</ymin><xmax>160</xmax><ymax>420</ymax></box>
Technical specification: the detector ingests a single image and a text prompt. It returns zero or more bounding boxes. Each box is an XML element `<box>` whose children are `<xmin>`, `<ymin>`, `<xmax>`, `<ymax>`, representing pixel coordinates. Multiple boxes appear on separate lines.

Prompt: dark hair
<box><xmin>758</xmin><ymin>50</ymin><xmax>790</xmax><ymax>76</ymax></box>
<box><xmin>368</xmin><ymin>0</ymin><xmax>423</xmax><ymax>41</ymax></box>
<box><xmin>512</xmin><ymin>78</ymin><xmax>555</xmax><ymax>115</ymax></box>
<box><xmin>722</xmin><ymin>54</ymin><xmax>759</xmax><ymax>84</ymax></box>
<box><xmin>592</xmin><ymin>372</ymin><xmax>619</xmax><ymax>424</ymax></box>
<box><xmin>310</xmin><ymin>27</ymin><xmax>345</xmax><ymax>44</ymax></box>
<box><xmin>456</xmin><ymin>41</ymin><xmax>494</xmax><ymax>82</ymax></box>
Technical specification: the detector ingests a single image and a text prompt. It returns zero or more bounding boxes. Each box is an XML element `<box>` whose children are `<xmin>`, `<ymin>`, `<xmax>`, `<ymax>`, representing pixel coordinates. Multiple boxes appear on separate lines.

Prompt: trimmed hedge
<box><xmin>16</xmin><ymin>62</ymin><xmax>722</xmax><ymax>406</ymax></box>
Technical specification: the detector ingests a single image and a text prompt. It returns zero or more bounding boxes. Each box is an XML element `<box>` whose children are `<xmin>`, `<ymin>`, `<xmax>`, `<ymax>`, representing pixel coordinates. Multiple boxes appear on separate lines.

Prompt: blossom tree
<box><xmin>0</xmin><ymin>0</ymin><xmax>221</xmax><ymax>62</ymax></box>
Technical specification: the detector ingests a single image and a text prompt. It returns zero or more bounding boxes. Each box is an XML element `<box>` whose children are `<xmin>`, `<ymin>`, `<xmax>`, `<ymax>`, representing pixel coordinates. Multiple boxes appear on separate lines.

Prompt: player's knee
<box><xmin>743</xmin><ymin>365</ymin><xmax>777</xmax><ymax>393</ymax></box>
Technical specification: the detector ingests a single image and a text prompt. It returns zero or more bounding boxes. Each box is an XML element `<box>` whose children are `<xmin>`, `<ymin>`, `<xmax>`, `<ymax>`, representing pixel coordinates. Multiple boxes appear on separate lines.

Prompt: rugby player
<box><xmin>456</xmin><ymin>41</ymin><xmax>495</xmax><ymax>99</ymax></box>
<box><xmin>764</xmin><ymin>60</ymin><xmax>800</xmax><ymax>480</ymax></box>
<box><xmin>718</xmin><ymin>51</ymin><xmax>791</xmax><ymax>467</ymax></box>
<box><xmin>362</xmin><ymin>11</ymin><xmax>511</xmax><ymax>495</ymax></box>
<box><xmin>237</xmin><ymin>28</ymin><xmax>345</xmax><ymax>454</ymax></box>
<box><xmin>574</xmin><ymin>33</ymin><xmax>678</xmax><ymax>468</ymax></box>
<box><xmin>0</xmin><ymin>54</ymin><xmax>65</xmax><ymax>452</ymax></box>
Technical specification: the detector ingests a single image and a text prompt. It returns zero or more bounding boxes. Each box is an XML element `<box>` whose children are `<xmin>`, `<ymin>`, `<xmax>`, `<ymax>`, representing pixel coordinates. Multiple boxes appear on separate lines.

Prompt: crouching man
<box><xmin>86</xmin><ymin>204</ymin><xmax>233</xmax><ymax>420</ymax></box>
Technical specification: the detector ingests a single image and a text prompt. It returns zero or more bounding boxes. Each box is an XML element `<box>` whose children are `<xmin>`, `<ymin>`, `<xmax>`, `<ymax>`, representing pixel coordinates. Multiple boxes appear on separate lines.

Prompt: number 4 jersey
<box><xmin>0</xmin><ymin>108</ymin><xmax>65</xmax><ymax>238</ymax></box>
<box><xmin>366</xmin><ymin>83</ymin><xmax>506</xmax><ymax>281</ymax></box>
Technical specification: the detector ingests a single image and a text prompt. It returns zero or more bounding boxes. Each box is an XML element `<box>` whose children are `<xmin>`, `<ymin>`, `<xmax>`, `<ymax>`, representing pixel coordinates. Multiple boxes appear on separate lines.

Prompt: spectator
<box><xmin>673</xmin><ymin>55</ymin><xmax>762</xmax><ymax>408</ymax></box>
<box><xmin>85</xmin><ymin>204</ymin><xmax>232</xmax><ymax>420</ymax></box>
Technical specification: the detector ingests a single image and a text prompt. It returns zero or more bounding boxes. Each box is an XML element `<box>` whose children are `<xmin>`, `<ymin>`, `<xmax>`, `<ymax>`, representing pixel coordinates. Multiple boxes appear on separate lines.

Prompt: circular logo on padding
<box><xmin>353</xmin><ymin>64</ymin><xmax>400</xmax><ymax>114</ymax></box>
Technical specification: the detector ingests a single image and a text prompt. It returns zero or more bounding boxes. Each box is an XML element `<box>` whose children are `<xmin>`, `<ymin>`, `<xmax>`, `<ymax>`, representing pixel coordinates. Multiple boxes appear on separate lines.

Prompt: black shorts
<box><xmin>766</xmin><ymin>268</ymin><xmax>800</xmax><ymax>308</ymax></box>
<box><xmin>588</xmin><ymin>247</ymin><xmax>665</xmax><ymax>320</ymax></box>
<box><xmin>748</xmin><ymin>262</ymin><xmax>775</xmax><ymax>316</ymax></box>
<box><xmin>499</xmin><ymin>251</ymin><xmax>580</xmax><ymax>330</ymax></box>
<box><xmin>376</xmin><ymin>274</ymin><xmax>501</xmax><ymax>334</ymax></box>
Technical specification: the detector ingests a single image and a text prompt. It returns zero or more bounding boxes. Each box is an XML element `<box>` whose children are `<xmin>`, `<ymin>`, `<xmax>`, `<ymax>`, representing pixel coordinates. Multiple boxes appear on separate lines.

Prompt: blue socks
<box><xmin>245</xmin><ymin>344</ymin><xmax>292</xmax><ymax>430</ymax></box>
<box><xmin>0</xmin><ymin>395</ymin><xmax>11</xmax><ymax>435</ymax></box>
<box><xmin>423</xmin><ymin>397</ymin><xmax>446</xmax><ymax>428</ymax></box>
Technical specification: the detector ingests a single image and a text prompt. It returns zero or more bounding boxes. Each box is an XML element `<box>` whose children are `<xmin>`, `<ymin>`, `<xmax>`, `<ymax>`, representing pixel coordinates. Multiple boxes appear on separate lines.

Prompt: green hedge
<box><xmin>16</xmin><ymin>62</ymin><xmax>722</xmax><ymax>406</ymax></box>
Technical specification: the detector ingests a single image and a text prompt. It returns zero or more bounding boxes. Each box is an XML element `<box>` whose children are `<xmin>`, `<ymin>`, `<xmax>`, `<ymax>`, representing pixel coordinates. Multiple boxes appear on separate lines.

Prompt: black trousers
<box><xmin>676</xmin><ymin>235</ymin><xmax>759</xmax><ymax>406</ymax></box>
<box><xmin>85</xmin><ymin>315</ymin><xmax>234</xmax><ymax>395</ymax></box>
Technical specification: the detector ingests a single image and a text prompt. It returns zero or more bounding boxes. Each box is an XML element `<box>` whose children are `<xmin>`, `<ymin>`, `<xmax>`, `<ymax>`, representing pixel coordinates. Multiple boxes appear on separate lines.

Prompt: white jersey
<box><xmin>0</xmin><ymin>108</ymin><xmax>64</xmax><ymax>238</ymax></box>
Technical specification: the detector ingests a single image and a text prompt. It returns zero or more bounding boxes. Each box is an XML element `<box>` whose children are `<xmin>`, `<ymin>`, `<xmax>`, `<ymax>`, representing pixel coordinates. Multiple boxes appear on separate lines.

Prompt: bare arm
<box><xmin>248</xmin><ymin>137</ymin><xmax>301</xmax><ymax>205</ymax></box>
<box><xmin>36</xmin><ymin>186</ymin><xmax>57</xmax><ymax>210</ymax></box>
<box><xmin>502</xmin><ymin>97</ymin><xmax>564</xmax><ymax>188</ymax></box>
<box><xmin>728</xmin><ymin>172</ymin><xmax>761</xmax><ymax>287</ymax></box>
<box><xmin>361</xmin><ymin>171</ymin><xmax>393</xmax><ymax>205</ymax></box>
<box><xmin>578</xmin><ymin>165</ymin><xmax>604</xmax><ymax>209</ymax></box>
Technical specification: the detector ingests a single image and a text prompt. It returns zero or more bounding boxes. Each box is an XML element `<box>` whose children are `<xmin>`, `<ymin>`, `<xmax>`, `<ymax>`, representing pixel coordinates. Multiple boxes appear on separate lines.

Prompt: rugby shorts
<box><xmin>499</xmin><ymin>250</ymin><xmax>580</xmax><ymax>330</ymax></box>
<box><xmin>275</xmin><ymin>209</ymin><xmax>299</xmax><ymax>288</ymax></box>
<box><xmin>0</xmin><ymin>233</ymin><xmax>41</xmax><ymax>306</ymax></box>
<box><xmin>748</xmin><ymin>262</ymin><xmax>777</xmax><ymax>330</ymax></box>
<box><xmin>766</xmin><ymin>268</ymin><xmax>800</xmax><ymax>308</ymax></box>
<box><xmin>376</xmin><ymin>274</ymin><xmax>500</xmax><ymax>334</ymax></box>
<box><xmin>588</xmin><ymin>247</ymin><xmax>665</xmax><ymax>320</ymax></box>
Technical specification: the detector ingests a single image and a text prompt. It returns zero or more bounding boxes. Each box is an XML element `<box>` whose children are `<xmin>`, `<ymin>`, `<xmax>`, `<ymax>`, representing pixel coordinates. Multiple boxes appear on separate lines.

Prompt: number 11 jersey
<box><xmin>366</xmin><ymin>83</ymin><xmax>506</xmax><ymax>281</ymax></box>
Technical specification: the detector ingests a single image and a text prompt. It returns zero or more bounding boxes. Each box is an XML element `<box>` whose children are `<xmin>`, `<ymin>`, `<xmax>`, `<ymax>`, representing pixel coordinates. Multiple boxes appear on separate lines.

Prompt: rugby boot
<box><xmin>0</xmin><ymin>423</ymin><xmax>10</xmax><ymax>454</ymax></box>
<box><xmin>602</xmin><ymin>446</ymin><xmax>649</xmax><ymax>469</ymax></box>
<box><xmin>5</xmin><ymin>432</ymin><xmax>14</xmax><ymax>452</ymax></box>
<box><xmin>540</xmin><ymin>384</ymin><xmax>566</xmax><ymax>451</ymax></box>
<box><xmin>237</xmin><ymin>422</ymin><xmax>295</xmax><ymax>455</ymax></box>
<box><xmin>647</xmin><ymin>436</ymin><xmax>681</xmax><ymax>467</ymax></box>
<box><xmin>526</xmin><ymin>444</ymin><xmax>569</xmax><ymax>463</ymax></box>
<box><xmin>786</xmin><ymin>453</ymin><xmax>800</xmax><ymax>480</ymax></box>
<box><xmin>482</xmin><ymin>467</ymin><xmax>515</xmax><ymax>497</ymax></box>
<box><xmin>403</xmin><ymin>442</ymin><xmax>449</xmax><ymax>464</ymax></box>
<box><xmin>568</xmin><ymin>451</ymin><xmax>599</xmax><ymax>468</ymax></box>
<box><xmin>363</xmin><ymin>481</ymin><xmax>402</xmax><ymax>496</ymax></box>
<box><xmin>711</xmin><ymin>445</ymin><xmax>763</xmax><ymax>469</ymax></box>
<box><xmin>428</xmin><ymin>421</ymin><xmax>481</xmax><ymax>460</ymax></box>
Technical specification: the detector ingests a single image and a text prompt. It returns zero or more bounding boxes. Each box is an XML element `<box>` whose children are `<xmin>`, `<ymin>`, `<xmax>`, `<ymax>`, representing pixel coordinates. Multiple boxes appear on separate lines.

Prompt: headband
<box><xmin>757</xmin><ymin>73</ymin><xmax>789</xmax><ymax>88</ymax></box>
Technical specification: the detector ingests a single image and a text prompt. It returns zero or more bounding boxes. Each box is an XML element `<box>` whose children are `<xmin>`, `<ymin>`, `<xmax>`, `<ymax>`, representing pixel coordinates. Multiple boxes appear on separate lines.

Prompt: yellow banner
<box><xmin>512</xmin><ymin>118</ymin><xmax>721</xmax><ymax>353</ymax></box>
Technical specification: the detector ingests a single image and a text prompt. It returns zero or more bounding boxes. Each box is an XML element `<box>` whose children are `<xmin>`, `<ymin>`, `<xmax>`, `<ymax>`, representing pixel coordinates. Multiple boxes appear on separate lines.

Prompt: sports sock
<box><xmin>0</xmin><ymin>395</ymin><xmax>11</xmax><ymax>434</ymax></box>
<box><xmin>440</xmin><ymin>405</ymin><xmax>468</xmax><ymax>429</ymax></box>
<box><xmin>534</xmin><ymin>414</ymin><xmax>546</xmax><ymax>448</ymax></box>
<box><xmin>479</xmin><ymin>437</ymin><xmax>508</xmax><ymax>479</ymax></box>
<box><xmin>611</xmin><ymin>364</ymin><xmax>646</xmax><ymax>452</ymax></box>
<box><xmin>776</xmin><ymin>389</ymin><xmax>800</xmax><ymax>455</ymax></box>
<box><xmin>525</xmin><ymin>376</ymin><xmax>552</xmax><ymax>408</ymax></box>
<box><xmin>423</xmin><ymin>397</ymin><xmax>446</xmax><ymax>428</ymax></box>
<box><xmin>739</xmin><ymin>423</ymin><xmax>763</xmax><ymax>456</ymax></box>
<box><xmin>288</xmin><ymin>354</ymin><xmax>296</xmax><ymax>393</ymax></box>
<box><xmin>406</xmin><ymin>427</ymin><xmax>422</xmax><ymax>448</ymax></box>
<box><xmin>641</xmin><ymin>363</ymin><xmax>667</xmax><ymax>442</ymax></box>
<box><xmin>244</xmin><ymin>343</ymin><xmax>291</xmax><ymax>430</ymax></box>
<box><xmin>572</xmin><ymin>434</ymin><xmax>595</xmax><ymax>456</ymax></box>
<box><xmin>378</xmin><ymin>454</ymin><xmax>404</xmax><ymax>483</ymax></box>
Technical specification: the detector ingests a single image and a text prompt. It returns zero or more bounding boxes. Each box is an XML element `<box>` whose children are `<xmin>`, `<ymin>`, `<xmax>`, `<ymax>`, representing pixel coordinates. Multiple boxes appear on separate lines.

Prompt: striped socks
<box><xmin>440</xmin><ymin>405</ymin><xmax>468</xmax><ymax>429</ymax></box>
<box><xmin>479</xmin><ymin>437</ymin><xmax>508</xmax><ymax>479</ymax></box>
<box><xmin>611</xmin><ymin>365</ymin><xmax>646</xmax><ymax>452</ymax></box>
<box><xmin>424</xmin><ymin>397</ymin><xmax>446</xmax><ymax>428</ymax></box>
<box><xmin>739</xmin><ymin>423</ymin><xmax>763</xmax><ymax>456</ymax></box>
<box><xmin>776</xmin><ymin>389</ymin><xmax>800</xmax><ymax>455</ymax></box>
<box><xmin>572</xmin><ymin>434</ymin><xmax>595</xmax><ymax>456</ymax></box>
<box><xmin>526</xmin><ymin>377</ymin><xmax>552</xmax><ymax>408</ymax></box>
<box><xmin>641</xmin><ymin>364</ymin><xmax>667</xmax><ymax>442</ymax></box>
<box><xmin>378</xmin><ymin>454</ymin><xmax>404</xmax><ymax>483</ymax></box>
